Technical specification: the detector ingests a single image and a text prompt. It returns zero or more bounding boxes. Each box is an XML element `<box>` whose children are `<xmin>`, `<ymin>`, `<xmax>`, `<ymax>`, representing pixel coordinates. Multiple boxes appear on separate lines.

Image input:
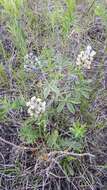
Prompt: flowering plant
<box><xmin>21</xmin><ymin>46</ymin><xmax>96</xmax><ymax>144</ymax></box>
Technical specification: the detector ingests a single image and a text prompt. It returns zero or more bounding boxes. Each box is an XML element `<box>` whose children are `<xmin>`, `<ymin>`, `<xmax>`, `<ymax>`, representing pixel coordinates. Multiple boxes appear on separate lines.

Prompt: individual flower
<box><xmin>26</xmin><ymin>96</ymin><xmax>46</xmax><ymax>118</ymax></box>
<box><xmin>76</xmin><ymin>45</ymin><xmax>96</xmax><ymax>69</ymax></box>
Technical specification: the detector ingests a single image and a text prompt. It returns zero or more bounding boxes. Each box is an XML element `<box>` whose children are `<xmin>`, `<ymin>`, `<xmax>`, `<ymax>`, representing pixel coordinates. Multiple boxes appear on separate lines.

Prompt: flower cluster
<box><xmin>24</xmin><ymin>53</ymin><xmax>41</xmax><ymax>72</ymax></box>
<box><xmin>26</xmin><ymin>96</ymin><xmax>46</xmax><ymax>117</ymax></box>
<box><xmin>76</xmin><ymin>45</ymin><xmax>96</xmax><ymax>69</ymax></box>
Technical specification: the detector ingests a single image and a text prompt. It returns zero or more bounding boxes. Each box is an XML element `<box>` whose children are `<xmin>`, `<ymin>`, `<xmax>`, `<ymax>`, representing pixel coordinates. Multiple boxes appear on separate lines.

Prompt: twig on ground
<box><xmin>0</xmin><ymin>136</ymin><xmax>38</xmax><ymax>151</ymax></box>
<box><xmin>47</xmin><ymin>150</ymin><xmax>95</xmax><ymax>159</ymax></box>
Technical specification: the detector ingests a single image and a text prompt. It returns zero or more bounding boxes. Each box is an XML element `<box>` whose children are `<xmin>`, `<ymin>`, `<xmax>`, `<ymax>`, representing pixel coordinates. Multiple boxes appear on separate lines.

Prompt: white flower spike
<box><xmin>76</xmin><ymin>45</ymin><xmax>96</xmax><ymax>69</ymax></box>
<box><xmin>26</xmin><ymin>96</ymin><xmax>46</xmax><ymax>118</ymax></box>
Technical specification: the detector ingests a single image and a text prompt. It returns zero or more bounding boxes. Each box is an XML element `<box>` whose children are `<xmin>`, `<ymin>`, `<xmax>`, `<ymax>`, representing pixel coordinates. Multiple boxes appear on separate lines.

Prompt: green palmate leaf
<box><xmin>0</xmin><ymin>97</ymin><xmax>25</xmax><ymax>120</ymax></box>
<box><xmin>59</xmin><ymin>138</ymin><xmax>82</xmax><ymax>151</ymax></box>
<box><xmin>50</xmin><ymin>81</ymin><xmax>60</xmax><ymax>95</ymax></box>
<box><xmin>44</xmin><ymin>86</ymin><xmax>50</xmax><ymax>98</ymax></box>
<box><xmin>20</xmin><ymin>125</ymin><xmax>39</xmax><ymax>144</ymax></box>
<box><xmin>70</xmin><ymin>99</ymin><xmax>81</xmax><ymax>105</ymax></box>
<box><xmin>81</xmin><ymin>90</ymin><xmax>89</xmax><ymax>99</ymax></box>
<box><xmin>67</xmin><ymin>103</ymin><xmax>75</xmax><ymax>114</ymax></box>
<box><xmin>47</xmin><ymin>130</ymin><xmax>59</xmax><ymax>148</ymax></box>
<box><xmin>11</xmin><ymin>98</ymin><xmax>25</xmax><ymax>109</ymax></box>
<box><xmin>57</xmin><ymin>102</ymin><xmax>65</xmax><ymax>113</ymax></box>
